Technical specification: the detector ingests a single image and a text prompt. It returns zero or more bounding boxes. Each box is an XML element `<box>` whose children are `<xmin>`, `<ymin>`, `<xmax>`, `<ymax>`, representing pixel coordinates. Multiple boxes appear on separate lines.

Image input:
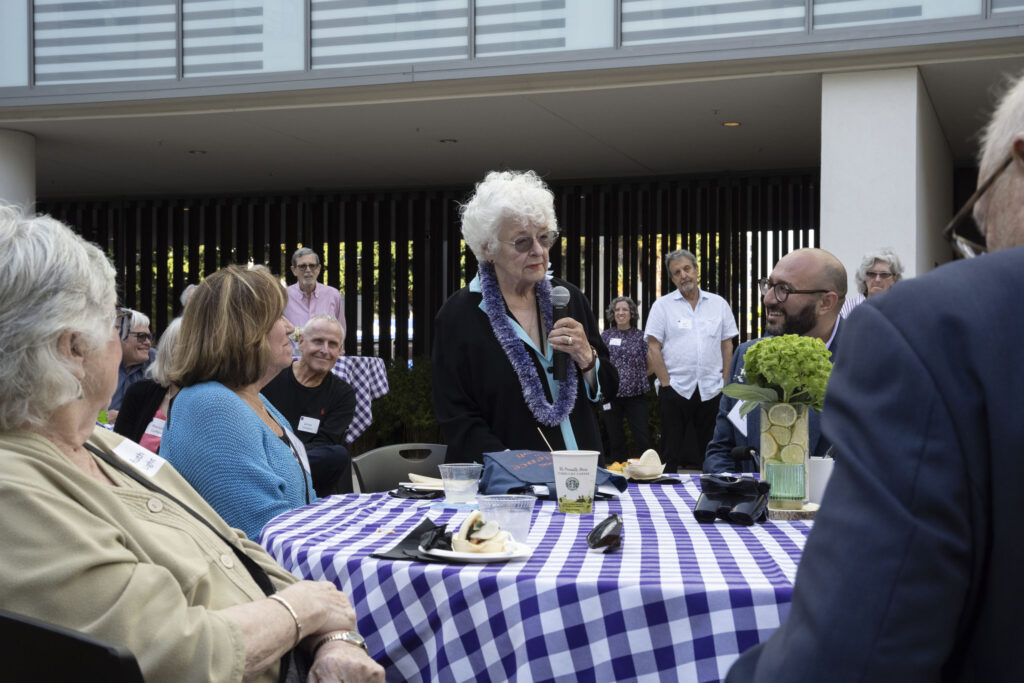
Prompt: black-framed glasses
<box><xmin>758</xmin><ymin>277</ymin><xmax>828</xmax><ymax>303</ymax></box>
<box><xmin>865</xmin><ymin>270</ymin><xmax>894</xmax><ymax>281</ymax></box>
<box><xmin>294</xmin><ymin>262</ymin><xmax>320</xmax><ymax>271</ymax></box>
<box><xmin>128</xmin><ymin>332</ymin><xmax>154</xmax><ymax>343</ymax></box>
<box><xmin>943</xmin><ymin>152</ymin><xmax>1012</xmax><ymax>259</ymax></box>
<box><xmin>500</xmin><ymin>230</ymin><xmax>559</xmax><ymax>253</ymax></box>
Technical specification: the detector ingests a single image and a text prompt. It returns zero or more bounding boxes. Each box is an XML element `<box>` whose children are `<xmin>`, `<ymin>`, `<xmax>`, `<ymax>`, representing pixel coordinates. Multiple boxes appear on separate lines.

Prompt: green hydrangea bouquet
<box><xmin>722</xmin><ymin>334</ymin><xmax>833</xmax><ymax>416</ymax></box>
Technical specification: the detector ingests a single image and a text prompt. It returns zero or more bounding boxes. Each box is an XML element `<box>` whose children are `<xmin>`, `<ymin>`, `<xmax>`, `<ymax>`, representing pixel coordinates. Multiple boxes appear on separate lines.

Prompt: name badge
<box><xmin>143</xmin><ymin>417</ymin><xmax>165</xmax><ymax>438</ymax></box>
<box><xmin>113</xmin><ymin>439</ymin><xmax>166</xmax><ymax>478</ymax></box>
<box><xmin>298</xmin><ymin>416</ymin><xmax>320</xmax><ymax>434</ymax></box>
<box><xmin>609</xmin><ymin>337</ymin><xmax>623</xmax><ymax>346</ymax></box>
<box><xmin>727</xmin><ymin>401</ymin><xmax>748</xmax><ymax>437</ymax></box>
<box><xmin>677</xmin><ymin>319</ymin><xmax>693</xmax><ymax>330</ymax></box>
<box><xmin>602</xmin><ymin>402</ymin><xmax>612</xmax><ymax>411</ymax></box>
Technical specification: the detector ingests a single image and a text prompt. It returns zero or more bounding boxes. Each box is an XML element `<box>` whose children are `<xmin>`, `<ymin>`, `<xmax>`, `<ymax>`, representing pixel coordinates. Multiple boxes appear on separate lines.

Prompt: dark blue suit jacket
<box><xmin>703</xmin><ymin>323</ymin><xmax>842</xmax><ymax>473</ymax></box>
<box><xmin>728</xmin><ymin>246</ymin><xmax>1024</xmax><ymax>681</ymax></box>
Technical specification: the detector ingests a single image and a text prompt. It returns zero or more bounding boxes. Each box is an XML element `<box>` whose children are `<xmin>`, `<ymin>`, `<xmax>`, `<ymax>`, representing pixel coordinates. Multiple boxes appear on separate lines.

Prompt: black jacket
<box><xmin>432</xmin><ymin>277</ymin><xmax>617</xmax><ymax>464</ymax></box>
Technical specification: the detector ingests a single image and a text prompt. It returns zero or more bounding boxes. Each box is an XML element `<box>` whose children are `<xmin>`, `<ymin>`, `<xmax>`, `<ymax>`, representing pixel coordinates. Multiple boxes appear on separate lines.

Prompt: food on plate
<box><xmin>637</xmin><ymin>449</ymin><xmax>661</xmax><ymax>467</ymax></box>
<box><xmin>409</xmin><ymin>473</ymin><xmax>444</xmax><ymax>485</ymax></box>
<box><xmin>606</xmin><ymin>461</ymin><xmax>626</xmax><ymax>473</ymax></box>
<box><xmin>625</xmin><ymin>449</ymin><xmax>666</xmax><ymax>478</ymax></box>
<box><xmin>451</xmin><ymin>510</ymin><xmax>513</xmax><ymax>554</ymax></box>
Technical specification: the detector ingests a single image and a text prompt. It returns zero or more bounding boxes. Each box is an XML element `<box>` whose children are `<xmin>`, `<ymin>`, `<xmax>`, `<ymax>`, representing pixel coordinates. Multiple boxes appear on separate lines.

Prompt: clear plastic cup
<box><xmin>438</xmin><ymin>463</ymin><xmax>483</xmax><ymax>503</ymax></box>
<box><xmin>477</xmin><ymin>495</ymin><xmax>536</xmax><ymax>543</ymax></box>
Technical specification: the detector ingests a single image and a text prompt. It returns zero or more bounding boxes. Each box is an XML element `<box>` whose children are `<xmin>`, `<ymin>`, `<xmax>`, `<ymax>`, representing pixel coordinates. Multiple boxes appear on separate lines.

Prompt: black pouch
<box><xmin>693</xmin><ymin>474</ymin><xmax>770</xmax><ymax>526</ymax></box>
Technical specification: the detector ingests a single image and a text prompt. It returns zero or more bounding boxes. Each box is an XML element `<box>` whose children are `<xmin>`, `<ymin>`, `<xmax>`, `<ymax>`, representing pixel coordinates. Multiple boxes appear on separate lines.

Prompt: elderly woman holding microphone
<box><xmin>0</xmin><ymin>205</ymin><xmax>382</xmax><ymax>682</ymax></box>
<box><xmin>432</xmin><ymin>170</ymin><xmax>617</xmax><ymax>462</ymax></box>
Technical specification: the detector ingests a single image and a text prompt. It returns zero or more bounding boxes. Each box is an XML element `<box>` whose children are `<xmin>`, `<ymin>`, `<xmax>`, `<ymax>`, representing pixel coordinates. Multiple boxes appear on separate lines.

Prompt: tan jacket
<box><xmin>0</xmin><ymin>427</ymin><xmax>299</xmax><ymax>682</ymax></box>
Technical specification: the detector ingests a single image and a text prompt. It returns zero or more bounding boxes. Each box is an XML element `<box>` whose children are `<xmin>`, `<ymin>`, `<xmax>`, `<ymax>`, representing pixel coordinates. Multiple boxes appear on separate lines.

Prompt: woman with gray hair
<box><xmin>0</xmin><ymin>204</ymin><xmax>383</xmax><ymax>682</ymax></box>
<box><xmin>432</xmin><ymin>170</ymin><xmax>618</xmax><ymax>462</ymax></box>
<box><xmin>113</xmin><ymin>316</ymin><xmax>182</xmax><ymax>452</ymax></box>
<box><xmin>601</xmin><ymin>296</ymin><xmax>652</xmax><ymax>462</ymax></box>
<box><xmin>840</xmin><ymin>248</ymin><xmax>904</xmax><ymax>318</ymax></box>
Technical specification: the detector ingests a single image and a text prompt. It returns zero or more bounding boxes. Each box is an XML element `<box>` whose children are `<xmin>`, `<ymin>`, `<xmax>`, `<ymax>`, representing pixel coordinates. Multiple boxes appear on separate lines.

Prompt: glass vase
<box><xmin>759</xmin><ymin>402</ymin><xmax>809</xmax><ymax>511</ymax></box>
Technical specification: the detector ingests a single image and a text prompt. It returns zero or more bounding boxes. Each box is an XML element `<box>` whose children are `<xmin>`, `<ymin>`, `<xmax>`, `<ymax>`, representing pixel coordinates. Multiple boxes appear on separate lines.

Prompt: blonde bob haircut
<box><xmin>460</xmin><ymin>170</ymin><xmax>558</xmax><ymax>262</ymax></box>
<box><xmin>169</xmin><ymin>265</ymin><xmax>286</xmax><ymax>389</ymax></box>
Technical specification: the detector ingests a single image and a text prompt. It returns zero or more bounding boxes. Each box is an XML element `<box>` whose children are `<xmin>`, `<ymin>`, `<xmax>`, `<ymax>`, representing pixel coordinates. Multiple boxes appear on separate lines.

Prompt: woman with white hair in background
<box><xmin>0</xmin><ymin>204</ymin><xmax>383</xmax><ymax>682</ymax></box>
<box><xmin>113</xmin><ymin>316</ymin><xmax>182</xmax><ymax>452</ymax></box>
<box><xmin>106</xmin><ymin>307</ymin><xmax>156</xmax><ymax>422</ymax></box>
<box><xmin>839</xmin><ymin>248</ymin><xmax>904</xmax><ymax>318</ymax></box>
<box><xmin>432</xmin><ymin>170</ymin><xmax>618</xmax><ymax>463</ymax></box>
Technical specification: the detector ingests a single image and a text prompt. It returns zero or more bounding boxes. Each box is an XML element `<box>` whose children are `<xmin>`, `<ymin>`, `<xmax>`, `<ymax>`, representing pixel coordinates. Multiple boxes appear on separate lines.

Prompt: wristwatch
<box><xmin>313</xmin><ymin>630</ymin><xmax>367</xmax><ymax>654</ymax></box>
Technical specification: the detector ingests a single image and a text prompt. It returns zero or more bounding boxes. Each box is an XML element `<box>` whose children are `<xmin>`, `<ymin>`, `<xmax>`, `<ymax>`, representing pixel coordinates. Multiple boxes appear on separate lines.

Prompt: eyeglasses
<box><xmin>865</xmin><ymin>271</ymin><xmax>893</xmax><ymax>281</ymax></box>
<box><xmin>943</xmin><ymin>152</ymin><xmax>1012</xmax><ymax>259</ymax></box>
<box><xmin>294</xmin><ymin>262</ymin><xmax>320</xmax><ymax>271</ymax></box>
<box><xmin>128</xmin><ymin>332</ymin><xmax>154</xmax><ymax>343</ymax></box>
<box><xmin>499</xmin><ymin>230</ymin><xmax>559</xmax><ymax>254</ymax></box>
<box><xmin>115</xmin><ymin>307</ymin><xmax>131</xmax><ymax>338</ymax></box>
<box><xmin>758</xmin><ymin>278</ymin><xmax>828</xmax><ymax>303</ymax></box>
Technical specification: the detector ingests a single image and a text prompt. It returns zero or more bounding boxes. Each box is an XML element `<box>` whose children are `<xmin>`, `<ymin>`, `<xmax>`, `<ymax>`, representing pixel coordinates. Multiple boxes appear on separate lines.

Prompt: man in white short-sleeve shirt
<box><xmin>645</xmin><ymin>249</ymin><xmax>738</xmax><ymax>472</ymax></box>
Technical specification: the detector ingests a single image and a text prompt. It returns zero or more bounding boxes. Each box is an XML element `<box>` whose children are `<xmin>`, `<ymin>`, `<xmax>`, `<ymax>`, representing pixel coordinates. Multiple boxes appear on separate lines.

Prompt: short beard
<box><xmin>765</xmin><ymin>300</ymin><xmax>817</xmax><ymax>336</ymax></box>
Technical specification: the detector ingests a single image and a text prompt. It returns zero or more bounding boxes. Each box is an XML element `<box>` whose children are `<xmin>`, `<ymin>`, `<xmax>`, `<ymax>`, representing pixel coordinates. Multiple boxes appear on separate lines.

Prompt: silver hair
<box><xmin>460</xmin><ymin>170</ymin><xmax>558</xmax><ymax>262</ymax></box>
<box><xmin>298</xmin><ymin>314</ymin><xmax>345</xmax><ymax>339</ymax></box>
<box><xmin>291</xmin><ymin>247</ymin><xmax>319</xmax><ymax>267</ymax></box>
<box><xmin>665</xmin><ymin>249</ymin><xmax>697</xmax><ymax>272</ymax></box>
<box><xmin>854</xmin><ymin>248</ymin><xmax>903</xmax><ymax>296</ymax></box>
<box><xmin>605</xmin><ymin>296</ymin><xmax>640</xmax><ymax>329</ymax></box>
<box><xmin>979</xmin><ymin>71</ymin><xmax>1024</xmax><ymax>174</ymax></box>
<box><xmin>145</xmin><ymin>317</ymin><xmax>182</xmax><ymax>387</ymax></box>
<box><xmin>0</xmin><ymin>203</ymin><xmax>117</xmax><ymax>429</ymax></box>
<box><xmin>121</xmin><ymin>308</ymin><xmax>151</xmax><ymax>339</ymax></box>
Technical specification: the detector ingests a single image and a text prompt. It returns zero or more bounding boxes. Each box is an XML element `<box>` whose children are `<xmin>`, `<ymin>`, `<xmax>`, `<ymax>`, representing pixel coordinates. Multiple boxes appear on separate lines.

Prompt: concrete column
<box><xmin>0</xmin><ymin>129</ymin><xmax>36</xmax><ymax>210</ymax></box>
<box><xmin>820</xmin><ymin>68</ymin><xmax>952</xmax><ymax>296</ymax></box>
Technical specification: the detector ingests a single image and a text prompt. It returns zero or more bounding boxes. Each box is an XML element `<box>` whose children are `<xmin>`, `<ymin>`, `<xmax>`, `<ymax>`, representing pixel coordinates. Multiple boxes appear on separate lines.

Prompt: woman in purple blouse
<box><xmin>600</xmin><ymin>296</ymin><xmax>652</xmax><ymax>461</ymax></box>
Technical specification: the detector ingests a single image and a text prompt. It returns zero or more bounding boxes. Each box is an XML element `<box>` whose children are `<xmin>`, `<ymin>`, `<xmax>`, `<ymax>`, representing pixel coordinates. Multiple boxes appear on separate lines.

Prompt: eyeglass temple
<box><xmin>943</xmin><ymin>153</ymin><xmax>1012</xmax><ymax>242</ymax></box>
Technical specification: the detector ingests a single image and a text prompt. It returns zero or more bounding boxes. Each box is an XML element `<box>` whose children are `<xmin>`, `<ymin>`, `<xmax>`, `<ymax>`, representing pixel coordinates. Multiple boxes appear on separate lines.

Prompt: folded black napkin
<box><xmin>628</xmin><ymin>476</ymin><xmax>683</xmax><ymax>485</ymax></box>
<box><xmin>388</xmin><ymin>488</ymin><xmax>444</xmax><ymax>500</ymax></box>
<box><xmin>369</xmin><ymin>517</ymin><xmax>470</xmax><ymax>564</ymax></box>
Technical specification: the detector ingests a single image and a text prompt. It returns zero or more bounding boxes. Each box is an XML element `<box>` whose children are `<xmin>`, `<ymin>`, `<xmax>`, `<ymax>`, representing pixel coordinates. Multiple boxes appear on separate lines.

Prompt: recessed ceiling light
<box><xmin>438</xmin><ymin>138</ymin><xmax>458</xmax><ymax>144</ymax></box>
<box><xmin>722</xmin><ymin>122</ymin><xmax>741</xmax><ymax>127</ymax></box>
<box><xmin>188</xmin><ymin>149</ymin><xmax>207</xmax><ymax>155</ymax></box>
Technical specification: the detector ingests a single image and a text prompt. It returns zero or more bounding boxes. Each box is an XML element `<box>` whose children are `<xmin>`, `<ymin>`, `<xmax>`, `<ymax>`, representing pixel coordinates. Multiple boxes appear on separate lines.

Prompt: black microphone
<box><xmin>729</xmin><ymin>445</ymin><xmax>760</xmax><ymax>471</ymax></box>
<box><xmin>551</xmin><ymin>286</ymin><xmax>571</xmax><ymax>381</ymax></box>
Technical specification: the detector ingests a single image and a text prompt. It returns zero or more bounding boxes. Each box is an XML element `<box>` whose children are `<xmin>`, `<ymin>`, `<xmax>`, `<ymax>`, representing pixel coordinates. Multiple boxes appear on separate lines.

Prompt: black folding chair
<box><xmin>0</xmin><ymin>609</ymin><xmax>144</xmax><ymax>682</ymax></box>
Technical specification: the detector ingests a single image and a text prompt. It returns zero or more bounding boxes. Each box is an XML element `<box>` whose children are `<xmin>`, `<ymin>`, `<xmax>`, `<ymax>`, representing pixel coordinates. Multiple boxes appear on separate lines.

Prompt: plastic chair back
<box><xmin>353</xmin><ymin>443</ymin><xmax>447</xmax><ymax>492</ymax></box>
<box><xmin>0</xmin><ymin>608</ymin><xmax>145</xmax><ymax>682</ymax></box>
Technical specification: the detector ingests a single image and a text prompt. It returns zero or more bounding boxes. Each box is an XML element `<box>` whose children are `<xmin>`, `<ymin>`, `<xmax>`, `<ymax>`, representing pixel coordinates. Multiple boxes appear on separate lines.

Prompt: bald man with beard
<box><xmin>703</xmin><ymin>248</ymin><xmax>847</xmax><ymax>473</ymax></box>
<box><xmin>728</xmin><ymin>72</ymin><xmax>1024</xmax><ymax>681</ymax></box>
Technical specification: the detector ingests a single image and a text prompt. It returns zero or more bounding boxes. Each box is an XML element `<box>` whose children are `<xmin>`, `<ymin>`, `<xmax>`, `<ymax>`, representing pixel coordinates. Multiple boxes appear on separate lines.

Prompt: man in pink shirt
<box><xmin>284</xmin><ymin>247</ymin><xmax>346</xmax><ymax>335</ymax></box>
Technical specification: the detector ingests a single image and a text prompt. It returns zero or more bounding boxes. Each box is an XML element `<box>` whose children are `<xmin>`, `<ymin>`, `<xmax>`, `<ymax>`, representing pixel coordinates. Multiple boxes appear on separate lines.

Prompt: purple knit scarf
<box><xmin>478</xmin><ymin>261</ymin><xmax>578</xmax><ymax>427</ymax></box>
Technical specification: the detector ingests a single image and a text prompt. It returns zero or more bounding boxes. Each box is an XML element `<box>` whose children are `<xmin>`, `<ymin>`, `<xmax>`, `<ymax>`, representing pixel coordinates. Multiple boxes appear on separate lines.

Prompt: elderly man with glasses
<box><xmin>728</xmin><ymin>74</ymin><xmax>1024</xmax><ymax>681</ymax></box>
<box><xmin>106</xmin><ymin>307</ymin><xmax>157</xmax><ymax>423</ymax></box>
<box><xmin>704</xmin><ymin>248</ymin><xmax>847</xmax><ymax>474</ymax></box>
<box><xmin>284</xmin><ymin>247</ymin><xmax>345</xmax><ymax>334</ymax></box>
<box><xmin>645</xmin><ymin>249</ymin><xmax>739</xmax><ymax>472</ymax></box>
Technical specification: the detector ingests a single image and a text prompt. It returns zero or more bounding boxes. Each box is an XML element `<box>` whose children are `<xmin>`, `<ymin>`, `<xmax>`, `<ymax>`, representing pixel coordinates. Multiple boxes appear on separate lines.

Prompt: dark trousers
<box><xmin>305</xmin><ymin>443</ymin><xmax>353</xmax><ymax>496</ymax></box>
<box><xmin>657</xmin><ymin>386</ymin><xmax>720</xmax><ymax>472</ymax></box>
<box><xmin>604</xmin><ymin>394</ymin><xmax>652</xmax><ymax>461</ymax></box>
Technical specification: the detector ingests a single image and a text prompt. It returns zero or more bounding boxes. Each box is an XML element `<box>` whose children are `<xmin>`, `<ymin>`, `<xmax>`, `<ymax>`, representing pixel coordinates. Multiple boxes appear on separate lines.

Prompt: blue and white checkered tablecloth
<box><xmin>259</xmin><ymin>476</ymin><xmax>810</xmax><ymax>683</ymax></box>
<box><xmin>330</xmin><ymin>356</ymin><xmax>389</xmax><ymax>443</ymax></box>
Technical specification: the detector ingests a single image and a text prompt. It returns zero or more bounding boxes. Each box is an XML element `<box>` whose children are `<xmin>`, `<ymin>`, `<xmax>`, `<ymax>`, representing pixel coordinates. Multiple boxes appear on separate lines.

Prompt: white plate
<box><xmin>624</xmin><ymin>467</ymin><xmax>666</xmax><ymax>481</ymax></box>
<box><xmin>399</xmin><ymin>481</ymin><xmax>444</xmax><ymax>490</ymax></box>
<box><xmin>418</xmin><ymin>542</ymin><xmax>532</xmax><ymax>563</ymax></box>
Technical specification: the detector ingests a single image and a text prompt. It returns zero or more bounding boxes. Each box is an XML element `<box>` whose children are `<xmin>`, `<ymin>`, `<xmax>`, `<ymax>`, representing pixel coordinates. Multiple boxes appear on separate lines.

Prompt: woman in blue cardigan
<box><xmin>162</xmin><ymin>266</ymin><xmax>316</xmax><ymax>539</ymax></box>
